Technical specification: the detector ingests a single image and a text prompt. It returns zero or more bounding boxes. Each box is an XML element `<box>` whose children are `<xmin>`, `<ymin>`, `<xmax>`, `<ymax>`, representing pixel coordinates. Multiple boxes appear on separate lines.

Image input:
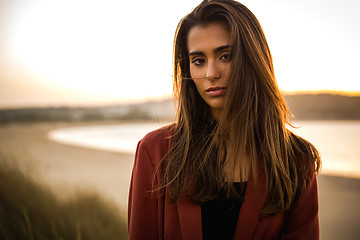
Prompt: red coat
<box><xmin>128</xmin><ymin>125</ymin><xmax>319</xmax><ymax>240</ymax></box>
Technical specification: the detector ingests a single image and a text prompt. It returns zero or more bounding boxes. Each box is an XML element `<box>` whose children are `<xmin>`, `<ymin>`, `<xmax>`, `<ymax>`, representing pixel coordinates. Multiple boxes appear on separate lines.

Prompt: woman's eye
<box><xmin>192</xmin><ymin>58</ymin><xmax>206</xmax><ymax>65</ymax></box>
<box><xmin>220</xmin><ymin>53</ymin><xmax>231</xmax><ymax>61</ymax></box>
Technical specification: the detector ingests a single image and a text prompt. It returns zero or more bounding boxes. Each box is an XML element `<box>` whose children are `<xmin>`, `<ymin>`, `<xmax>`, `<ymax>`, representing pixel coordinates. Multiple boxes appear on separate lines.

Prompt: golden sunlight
<box><xmin>0</xmin><ymin>0</ymin><xmax>359</xmax><ymax>108</ymax></box>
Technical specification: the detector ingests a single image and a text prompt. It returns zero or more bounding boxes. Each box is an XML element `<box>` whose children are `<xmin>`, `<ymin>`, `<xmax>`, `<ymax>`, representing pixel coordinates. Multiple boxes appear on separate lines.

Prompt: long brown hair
<box><xmin>161</xmin><ymin>0</ymin><xmax>320</xmax><ymax>216</ymax></box>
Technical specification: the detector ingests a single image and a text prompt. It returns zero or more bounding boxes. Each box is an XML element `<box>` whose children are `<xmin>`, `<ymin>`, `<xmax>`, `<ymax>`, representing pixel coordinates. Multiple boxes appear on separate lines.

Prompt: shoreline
<box><xmin>0</xmin><ymin>121</ymin><xmax>135</xmax><ymax>213</ymax></box>
<box><xmin>46</xmin><ymin>121</ymin><xmax>360</xmax><ymax>180</ymax></box>
<box><xmin>1</xmin><ymin>121</ymin><xmax>359</xmax><ymax>239</ymax></box>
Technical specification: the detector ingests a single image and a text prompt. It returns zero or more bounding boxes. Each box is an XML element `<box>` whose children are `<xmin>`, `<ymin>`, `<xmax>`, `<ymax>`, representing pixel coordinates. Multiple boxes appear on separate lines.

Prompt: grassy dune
<box><xmin>0</xmin><ymin>160</ymin><xmax>128</xmax><ymax>240</ymax></box>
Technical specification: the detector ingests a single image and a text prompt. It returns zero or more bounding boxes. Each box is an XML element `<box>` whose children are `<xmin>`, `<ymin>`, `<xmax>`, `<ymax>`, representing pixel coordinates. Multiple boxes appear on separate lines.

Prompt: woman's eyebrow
<box><xmin>188</xmin><ymin>51</ymin><xmax>205</xmax><ymax>57</ymax></box>
<box><xmin>188</xmin><ymin>45</ymin><xmax>231</xmax><ymax>56</ymax></box>
<box><xmin>214</xmin><ymin>45</ymin><xmax>230</xmax><ymax>54</ymax></box>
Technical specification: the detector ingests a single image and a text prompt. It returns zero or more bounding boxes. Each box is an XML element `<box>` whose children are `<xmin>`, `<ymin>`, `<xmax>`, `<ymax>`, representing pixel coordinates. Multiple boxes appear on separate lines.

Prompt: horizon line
<box><xmin>1</xmin><ymin>90</ymin><xmax>359</xmax><ymax>110</ymax></box>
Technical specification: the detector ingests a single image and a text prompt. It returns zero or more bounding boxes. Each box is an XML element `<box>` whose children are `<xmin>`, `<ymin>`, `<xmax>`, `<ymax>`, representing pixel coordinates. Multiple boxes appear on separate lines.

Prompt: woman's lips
<box><xmin>206</xmin><ymin>87</ymin><xmax>227</xmax><ymax>97</ymax></box>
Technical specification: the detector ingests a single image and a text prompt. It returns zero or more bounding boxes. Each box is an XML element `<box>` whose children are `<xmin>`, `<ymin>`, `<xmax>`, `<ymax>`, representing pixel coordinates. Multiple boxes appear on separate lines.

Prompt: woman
<box><xmin>128</xmin><ymin>0</ymin><xmax>321</xmax><ymax>239</ymax></box>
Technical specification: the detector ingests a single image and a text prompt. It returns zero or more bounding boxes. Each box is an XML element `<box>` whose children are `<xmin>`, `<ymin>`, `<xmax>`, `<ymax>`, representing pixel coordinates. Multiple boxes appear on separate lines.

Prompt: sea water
<box><xmin>291</xmin><ymin>121</ymin><xmax>360</xmax><ymax>178</ymax></box>
<box><xmin>48</xmin><ymin>121</ymin><xmax>360</xmax><ymax>179</ymax></box>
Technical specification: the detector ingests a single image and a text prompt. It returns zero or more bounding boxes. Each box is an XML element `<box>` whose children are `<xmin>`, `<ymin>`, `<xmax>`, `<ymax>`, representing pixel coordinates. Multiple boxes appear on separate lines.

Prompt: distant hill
<box><xmin>0</xmin><ymin>100</ymin><xmax>176</xmax><ymax>124</ymax></box>
<box><xmin>0</xmin><ymin>93</ymin><xmax>359</xmax><ymax>124</ymax></box>
<box><xmin>285</xmin><ymin>93</ymin><xmax>360</xmax><ymax>120</ymax></box>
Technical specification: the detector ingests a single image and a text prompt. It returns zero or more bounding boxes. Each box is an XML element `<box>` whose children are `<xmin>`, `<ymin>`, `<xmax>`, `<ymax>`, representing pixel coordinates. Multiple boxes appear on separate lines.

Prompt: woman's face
<box><xmin>187</xmin><ymin>22</ymin><xmax>231</xmax><ymax>116</ymax></box>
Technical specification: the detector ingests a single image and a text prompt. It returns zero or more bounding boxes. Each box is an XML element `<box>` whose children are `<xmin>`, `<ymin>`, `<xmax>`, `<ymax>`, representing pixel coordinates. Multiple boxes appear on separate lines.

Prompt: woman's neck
<box><xmin>223</xmin><ymin>155</ymin><xmax>250</xmax><ymax>182</ymax></box>
<box><xmin>211</xmin><ymin>108</ymin><xmax>222</xmax><ymax>122</ymax></box>
<box><xmin>211</xmin><ymin>108</ymin><xmax>251</xmax><ymax>182</ymax></box>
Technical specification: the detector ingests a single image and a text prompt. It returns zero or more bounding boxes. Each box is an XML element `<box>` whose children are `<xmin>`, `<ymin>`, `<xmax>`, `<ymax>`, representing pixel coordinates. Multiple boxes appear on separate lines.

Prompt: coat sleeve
<box><xmin>128</xmin><ymin>141</ymin><xmax>161</xmax><ymax>240</ymax></box>
<box><xmin>280</xmin><ymin>174</ymin><xmax>320</xmax><ymax>240</ymax></box>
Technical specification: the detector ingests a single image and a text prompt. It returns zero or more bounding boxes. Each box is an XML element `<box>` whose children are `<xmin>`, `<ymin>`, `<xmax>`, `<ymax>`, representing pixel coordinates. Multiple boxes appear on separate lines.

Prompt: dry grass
<box><xmin>0</xmin><ymin>159</ymin><xmax>128</xmax><ymax>240</ymax></box>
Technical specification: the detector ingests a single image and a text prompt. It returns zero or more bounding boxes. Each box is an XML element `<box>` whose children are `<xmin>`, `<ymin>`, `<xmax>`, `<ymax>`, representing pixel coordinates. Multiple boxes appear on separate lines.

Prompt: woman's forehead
<box><xmin>187</xmin><ymin>23</ymin><xmax>230</xmax><ymax>53</ymax></box>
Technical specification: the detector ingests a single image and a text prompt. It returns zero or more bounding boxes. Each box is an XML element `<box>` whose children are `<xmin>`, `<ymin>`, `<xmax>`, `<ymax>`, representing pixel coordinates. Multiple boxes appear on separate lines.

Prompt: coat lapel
<box><xmin>176</xmin><ymin>169</ymin><xmax>266</xmax><ymax>240</ymax></box>
<box><xmin>177</xmin><ymin>195</ymin><xmax>202</xmax><ymax>240</ymax></box>
<box><xmin>234</xmin><ymin>169</ymin><xmax>266</xmax><ymax>239</ymax></box>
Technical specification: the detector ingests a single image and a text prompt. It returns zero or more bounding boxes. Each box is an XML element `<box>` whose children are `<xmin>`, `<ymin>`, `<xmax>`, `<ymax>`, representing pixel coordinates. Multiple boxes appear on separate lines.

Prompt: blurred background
<box><xmin>0</xmin><ymin>0</ymin><xmax>359</xmax><ymax>239</ymax></box>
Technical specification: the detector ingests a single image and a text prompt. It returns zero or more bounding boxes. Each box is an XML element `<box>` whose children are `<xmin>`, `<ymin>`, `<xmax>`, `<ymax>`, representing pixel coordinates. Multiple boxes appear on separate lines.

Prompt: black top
<box><xmin>201</xmin><ymin>182</ymin><xmax>247</xmax><ymax>240</ymax></box>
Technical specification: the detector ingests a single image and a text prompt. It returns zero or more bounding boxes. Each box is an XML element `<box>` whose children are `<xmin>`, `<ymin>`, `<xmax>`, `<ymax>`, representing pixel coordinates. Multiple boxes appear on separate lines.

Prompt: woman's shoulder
<box><xmin>138</xmin><ymin>123</ymin><xmax>176</xmax><ymax>151</ymax></box>
<box><xmin>288</xmin><ymin>131</ymin><xmax>321</xmax><ymax>179</ymax></box>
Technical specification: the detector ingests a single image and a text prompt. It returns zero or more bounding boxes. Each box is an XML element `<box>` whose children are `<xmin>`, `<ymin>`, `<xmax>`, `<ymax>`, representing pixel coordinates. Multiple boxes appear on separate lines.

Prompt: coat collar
<box><xmin>177</xmin><ymin>195</ymin><xmax>202</xmax><ymax>240</ymax></box>
<box><xmin>177</xmin><ymin>169</ymin><xmax>266</xmax><ymax>240</ymax></box>
<box><xmin>234</xmin><ymin>169</ymin><xmax>266</xmax><ymax>239</ymax></box>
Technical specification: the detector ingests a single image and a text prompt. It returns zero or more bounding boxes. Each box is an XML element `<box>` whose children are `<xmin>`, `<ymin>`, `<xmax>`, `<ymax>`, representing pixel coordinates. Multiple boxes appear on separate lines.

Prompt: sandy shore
<box><xmin>0</xmin><ymin>121</ymin><xmax>134</xmax><ymax>217</ymax></box>
<box><xmin>0</xmin><ymin>122</ymin><xmax>359</xmax><ymax>240</ymax></box>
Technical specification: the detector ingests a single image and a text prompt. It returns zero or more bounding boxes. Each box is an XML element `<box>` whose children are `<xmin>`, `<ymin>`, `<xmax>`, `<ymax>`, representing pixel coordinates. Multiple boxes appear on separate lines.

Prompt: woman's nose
<box><xmin>206</xmin><ymin>60</ymin><xmax>221</xmax><ymax>81</ymax></box>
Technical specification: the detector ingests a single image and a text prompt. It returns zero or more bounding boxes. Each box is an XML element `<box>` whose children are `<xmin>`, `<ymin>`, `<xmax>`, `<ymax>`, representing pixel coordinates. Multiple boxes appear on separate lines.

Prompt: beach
<box><xmin>0</xmin><ymin>122</ymin><xmax>134</xmax><ymax>216</ymax></box>
<box><xmin>0</xmin><ymin>122</ymin><xmax>359</xmax><ymax>240</ymax></box>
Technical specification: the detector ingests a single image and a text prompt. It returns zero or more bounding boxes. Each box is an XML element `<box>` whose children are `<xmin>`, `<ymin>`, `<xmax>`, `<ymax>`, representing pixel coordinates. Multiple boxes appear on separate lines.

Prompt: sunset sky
<box><xmin>0</xmin><ymin>0</ymin><xmax>359</xmax><ymax>108</ymax></box>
